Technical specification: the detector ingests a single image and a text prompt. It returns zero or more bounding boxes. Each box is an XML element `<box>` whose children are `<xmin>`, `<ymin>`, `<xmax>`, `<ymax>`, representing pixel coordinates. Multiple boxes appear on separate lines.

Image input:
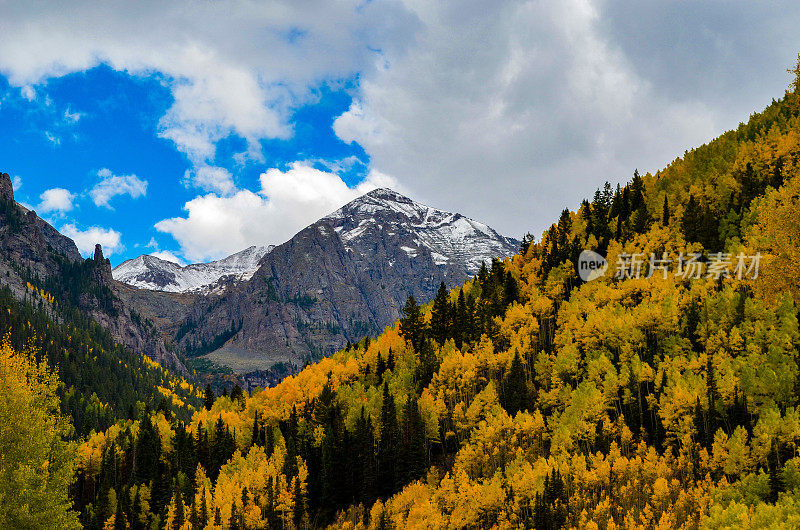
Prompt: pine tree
<box><xmin>199</xmin><ymin>485</ymin><xmax>209</xmax><ymax>528</ymax></box>
<box><xmin>430</xmin><ymin>282</ymin><xmax>451</xmax><ymax>345</ymax></box>
<box><xmin>171</xmin><ymin>487</ymin><xmax>184</xmax><ymax>530</ymax></box>
<box><xmin>400</xmin><ymin>395</ymin><xmax>427</xmax><ymax>484</ymax></box>
<box><xmin>501</xmin><ymin>351</ymin><xmax>527</xmax><ymax>416</ymax></box>
<box><xmin>386</xmin><ymin>348</ymin><xmax>395</xmax><ymax>371</ymax></box>
<box><xmin>265</xmin><ymin>424</ymin><xmax>275</xmax><ymax>458</ymax></box>
<box><xmin>662</xmin><ymin>195</ymin><xmax>670</xmax><ymax>226</ymax></box>
<box><xmin>293</xmin><ymin>477</ymin><xmax>305</xmax><ymax>529</ymax></box>
<box><xmin>282</xmin><ymin>406</ymin><xmax>299</xmax><ymax>479</ymax></box>
<box><xmin>356</xmin><ymin>407</ymin><xmax>377</xmax><ymax>508</ymax></box>
<box><xmin>134</xmin><ymin>413</ymin><xmax>160</xmax><ymax>484</ymax></box>
<box><xmin>399</xmin><ymin>295</ymin><xmax>426</xmax><ymax>352</ymax></box>
<box><xmin>114</xmin><ymin>497</ymin><xmax>126</xmax><ymax>530</ymax></box>
<box><xmin>376</xmin><ymin>353</ymin><xmax>386</xmax><ymax>386</ymax></box>
<box><xmin>414</xmin><ymin>339</ymin><xmax>438</xmax><ymax>391</ymax></box>
<box><xmin>210</xmin><ymin>417</ymin><xmax>235</xmax><ymax>481</ymax></box>
<box><xmin>203</xmin><ymin>384</ymin><xmax>214</xmax><ymax>411</ymax></box>
<box><xmin>681</xmin><ymin>194</ymin><xmax>702</xmax><ymax>244</ymax></box>
<box><xmin>453</xmin><ymin>290</ymin><xmax>468</xmax><ymax>348</ymax></box>
<box><xmin>378</xmin><ymin>382</ymin><xmax>399</xmax><ymax>498</ymax></box>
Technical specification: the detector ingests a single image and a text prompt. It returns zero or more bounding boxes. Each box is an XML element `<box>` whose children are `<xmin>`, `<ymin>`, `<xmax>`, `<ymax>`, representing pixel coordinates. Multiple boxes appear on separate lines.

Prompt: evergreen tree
<box><xmin>265</xmin><ymin>424</ymin><xmax>275</xmax><ymax>458</ymax></box>
<box><xmin>199</xmin><ymin>485</ymin><xmax>209</xmax><ymax>528</ymax></box>
<box><xmin>377</xmin><ymin>382</ymin><xmax>399</xmax><ymax>498</ymax></box>
<box><xmin>210</xmin><ymin>417</ymin><xmax>235</xmax><ymax>481</ymax></box>
<box><xmin>171</xmin><ymin>487</ymin><xmax>184</xmax><ymax>530</ymax></box>
<box><xmin>355</xmin><ymin>407</ymin><xmax>377</xmax><ymax>508</ymax></box>
<box><xmin>399</xmin><ymin>295</ymin><xmax>426</xmax><ymax>352</ymax></box>
<box><xmin>203</xmin><ymin>384</ymin><xmax>215</xmax><ymax>411</ymax></box>
<box><xmin>414</xmin><ymin>339</ymin><xmax>438</xmax><ymax>391</ymax></box>
<box><xmin>662</xmin><ymin>195</ymin><xmax>670</xmax><ymax>226</ymax></box>
<box><xmin>681</xmin><ymin>194</ymin><xmax>702</xmax><ymax>244</ymax></box>
<box><xmin>251</xmin><ymin>411</ymin><xmax>262</xmax><ymax>447</ymax></box>
<box><xmin>501</xmin><ymin>351</ymin><xmax>527</xmax><ymax>416</ymax></box>
<box><xmin>134</xmin><ymin>413</ymin><xmax>160</xmax><ymax>484</ymax></box>
<box><xmin>114</xmin><ymin>496</ymin><xmax>126</xmax><ymax>530</ymax></box>
<box><xmin>293</xmin><ymin>476</ymin><xmax>305</xmax><ymax>529</ymax></box>
<box><xmin>376</xmin><ymin>353</ymin><xmax>386</xmax><ymax>386</ymax></box>
<box><xmin>400</xmin><ymin>395</ymin><xmax>427</xmax><ymax>484</ymax></box>
<box><xmin>386</xmin><ymin>348</ymin><xmax>395</xmax><ymax>371</ymax></box>
<box><xmin>430</xmin><ymin>282</ymin><xmax>451</xmax><ymax>345</ymax></box>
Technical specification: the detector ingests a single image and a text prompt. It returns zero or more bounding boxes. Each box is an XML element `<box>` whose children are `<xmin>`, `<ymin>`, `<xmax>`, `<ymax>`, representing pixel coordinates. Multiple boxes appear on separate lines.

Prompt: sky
<box><xmin>0</xmin><ymin>1</ymin><xmax>799</xmax><ymax>266</ymax></box>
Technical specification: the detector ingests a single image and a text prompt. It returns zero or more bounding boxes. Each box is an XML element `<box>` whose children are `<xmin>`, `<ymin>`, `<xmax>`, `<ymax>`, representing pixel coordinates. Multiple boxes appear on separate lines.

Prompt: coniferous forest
<box><xmin>4</xmin><ymin>56</ymin><xmax>800</xmax><ymax>530</ymax></box>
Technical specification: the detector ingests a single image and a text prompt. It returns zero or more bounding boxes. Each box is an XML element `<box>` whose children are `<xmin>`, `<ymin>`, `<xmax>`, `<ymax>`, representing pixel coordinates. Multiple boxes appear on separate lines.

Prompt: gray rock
<box><xmin>175</xmin><ymin>188</ymin><xmax>518</xmax><ymax>375</ymax></box>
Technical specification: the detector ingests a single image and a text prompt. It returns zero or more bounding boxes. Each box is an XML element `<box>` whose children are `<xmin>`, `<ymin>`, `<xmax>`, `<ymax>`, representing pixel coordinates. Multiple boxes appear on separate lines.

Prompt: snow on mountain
<box><xmin>113</xmin><ymin>245</ymin><xmax>274</xmax><ymax>293</ymax></box>
<box><xmin>326</xmin><ymin>188</ymin><xmax>518</xmax><ymax>276</ymax></box>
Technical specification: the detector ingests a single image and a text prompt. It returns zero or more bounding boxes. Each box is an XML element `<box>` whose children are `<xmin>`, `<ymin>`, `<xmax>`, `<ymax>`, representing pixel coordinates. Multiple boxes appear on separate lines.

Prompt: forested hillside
<box><xmin>0</xmin><ymin>284</ymin><xmax>201</xmax><ymax>436</ymax></box>
<box><xmin>6</xmin><ymin>58</ymin><xmax>800</xmax><ymax>529</ymax></box>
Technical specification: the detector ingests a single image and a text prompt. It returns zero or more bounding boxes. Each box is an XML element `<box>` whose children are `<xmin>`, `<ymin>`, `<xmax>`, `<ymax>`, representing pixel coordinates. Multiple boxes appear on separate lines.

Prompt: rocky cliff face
<box><xmin>0</xmin><ymin>172</ymin><xmax>185</xmax><ymax>373</ymax></box>
<box><xmin>175</xmin><ymin>188</ymin><xmax>518</xmax><ymax>376</ymax></box>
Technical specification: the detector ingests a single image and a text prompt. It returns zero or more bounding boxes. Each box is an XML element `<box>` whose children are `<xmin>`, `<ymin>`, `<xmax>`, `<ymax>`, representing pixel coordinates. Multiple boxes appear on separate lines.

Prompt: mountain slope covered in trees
<box><xmin>7</xmin><ymin>58</ymin><xmax>800</xmax><ymax>529</ymax></box>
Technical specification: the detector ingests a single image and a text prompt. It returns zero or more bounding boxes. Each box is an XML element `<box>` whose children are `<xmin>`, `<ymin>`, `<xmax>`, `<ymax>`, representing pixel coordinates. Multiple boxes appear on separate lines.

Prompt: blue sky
<box><xmin>0</xmin><ymin>66</ymin><xmax>370</xmax><ymax>265</ymax></box>
<box><xmin>1</xmin><ymin>1</ymin><xmax>799</xmax><ymax>266</ymax></box>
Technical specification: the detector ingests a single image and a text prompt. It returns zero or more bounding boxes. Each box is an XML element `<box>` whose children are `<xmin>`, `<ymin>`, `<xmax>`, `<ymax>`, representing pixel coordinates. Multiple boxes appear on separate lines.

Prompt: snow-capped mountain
<box><xmin>113</xmin><ymin>245</ymin><xmax>274</xmax><ymax>293</ymax></box>
<box><xmin>173</xmin><ymin>188</ymin><xmax>519</xmax><ymax>379</ymax></box>
<box><xmin>326</xmin><ymin>188</ymin><xmax>517</xmax><ymax>276</ymax></box>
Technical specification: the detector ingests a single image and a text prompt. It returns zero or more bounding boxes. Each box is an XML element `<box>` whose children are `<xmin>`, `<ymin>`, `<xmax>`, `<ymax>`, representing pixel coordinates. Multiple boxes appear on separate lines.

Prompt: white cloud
<box><xmin>44</xmin><ymin>131</ymin><xmax>60</xmax><ymax>145</ymax></box>
<box><xmin>1</xmin><ymin>0</ymin><xmax>798</xmax><ymax>239</ymax></box>
<box><xmin>0</xmin><ymin>0</ymin><xmax>417</xmax><ymax>164</ymax></box>
<box><xmin>156</xmin><ymin>163</ymin><xmax>395</xmax><ymax>261</ymax></box>
<box><xmin>37</xmin><ymin>188</ymin><xmax>75</xmax><ymax>214</ymax></box>
<box><xmin>20</xmin><ymin>85</ymin><xmax>36</xmax><ymax>101</ymax></box>
<box><xmin>331</xmin><ymin>0</ymin><xmax>800</xmax><ymax>237</ymax></box>
<box><xmin>11</xmin><ymin>176</ymin><xmax>22</xmax><ymax>191</ymax></box>
<box><xmin>183</xmin><ymin>166</ymin><xmax>236</xmax><ymax>195</ymax></box>
<box><xmin>150</xmin><ymin>250</ymin><xmax>185</xmax><ymax>266</ymax></box>
<box><xmin>63</xmin><ymin>107</ymin><xmax>82</xmax><ymax>123</ymax></box>
<box><xmin>61</xmin><ymin>223</ymin><xmax>123</xmax><ymax>257</ymax></box>
<box><xmin>90</xmin><ymin>168</ymin><xmax>148</xmax><ymax>208</ymax></box>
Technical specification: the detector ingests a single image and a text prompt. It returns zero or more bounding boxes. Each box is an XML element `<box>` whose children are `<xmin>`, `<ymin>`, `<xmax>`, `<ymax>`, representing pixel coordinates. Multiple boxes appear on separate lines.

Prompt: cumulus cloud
<box><xmin>0</xmin><ymin>0</ymin><xmax>418</xmax><ymax>164</ymax></box>
<box><xmin>150</xmin><ymin>250</ymin><xmax>185</xmax><ymax>266</ymax></box>
<box><xmin>2</xmin><ymin>0</ymin><xmax>798</xmax><ymax>240</ymax></box>
<box><xmin>37</xmin><ymin>188</ymin><xmax>75</xmax><ymax>214</ymax></box>
<box><xmin>333</xmin><ymin>0</ymin><xmax>800</xmax><ymax>236</ymax></box>
<box><xmin>11</xmin><ymin>176</ymin><xmax>22</xmax><ymax>191</ymax></box>
<box><xmin>61</xmin><ymin>223</ymin><xmax>123</xmax><ymax>256</ymax></box>
<box><xmin>183</xmin><ymin>166</ymin><xmax>236</xmax><ymax>195</ymax></box>
<box><xmin>90</xmin><ymin>168</ymin><xmax>148</xmax><ymax>208</ymax></box>
<box><xmin>156</xmin><ymin>163</ymin><xmax>396</xmax><ymax>261</ymax></box>
<box><xmin>20</xmin><ymin>85</ymin><xmax>36</xmax><ymax>101</ymax></box>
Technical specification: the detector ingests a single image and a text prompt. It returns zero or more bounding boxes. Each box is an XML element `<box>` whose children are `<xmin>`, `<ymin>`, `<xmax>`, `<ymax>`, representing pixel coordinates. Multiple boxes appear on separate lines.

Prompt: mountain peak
<box><xmin>361</xmin><ymin>187</ymin><xmax>411</xmax><ymax>202</ymax></box>
<box><xmin>0</xmin><ymin>172</ymin><xmax>13</xmax><ymax>201</ymax></box>
<box><xmin>113</xmin><ymin>245</ymin><xmax>274</xmax><ymax>293</ymax></box>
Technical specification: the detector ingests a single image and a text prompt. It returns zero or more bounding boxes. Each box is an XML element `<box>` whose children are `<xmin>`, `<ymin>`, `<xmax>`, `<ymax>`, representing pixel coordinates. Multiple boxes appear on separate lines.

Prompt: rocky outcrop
<box><xmin>0</xmin><ymin>172</ymin><xmax>13</xmax><ymax>201</ymax></box>
<box><xmin>0</xmin><ymin>171</ymin><xmax>185</xmax><ymax>373</ymax></box>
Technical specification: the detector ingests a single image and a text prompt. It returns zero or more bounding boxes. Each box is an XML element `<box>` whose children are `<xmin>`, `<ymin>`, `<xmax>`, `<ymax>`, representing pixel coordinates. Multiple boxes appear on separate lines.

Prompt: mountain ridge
<box><xmin>113</xmin><ymin>244</ymin><xmax>275</xmax><ymax>293</ymax></box>
<box><xmin>168</xmin><ymin>187</ymin><xmax>519</xmax><ymax>379</ymax></box>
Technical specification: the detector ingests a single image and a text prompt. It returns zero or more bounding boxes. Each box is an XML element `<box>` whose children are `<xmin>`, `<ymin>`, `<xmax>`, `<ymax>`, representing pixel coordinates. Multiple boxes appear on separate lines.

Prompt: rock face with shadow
<box><xmin>0</xmin><ymin>171</ymin><xmax>186</xmax><ymax>373</ymax></box>
<box><xmin>174</xmin><ymin>188</ymin><xmax>519</xmax><ymax>377</ymax></box>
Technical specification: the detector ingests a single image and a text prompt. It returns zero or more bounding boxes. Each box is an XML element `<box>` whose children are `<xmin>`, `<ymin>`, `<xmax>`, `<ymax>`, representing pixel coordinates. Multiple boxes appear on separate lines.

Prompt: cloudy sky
<box><xmin>1</xmin><ymin>0</ymin><xmax>798</xmax><ymax>265</ymax></box>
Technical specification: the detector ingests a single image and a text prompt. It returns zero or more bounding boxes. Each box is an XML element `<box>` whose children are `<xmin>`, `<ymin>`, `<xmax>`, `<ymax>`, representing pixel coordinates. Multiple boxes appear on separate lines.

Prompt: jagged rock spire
<box><xmin>0</xmin><ymin>172</ymin><xmax>14</xmax><ymax>201</ymax></box>
<box><xmin>94</xmin><ymin>243</ymin><xmax>104</xmax><ymax>262</ymax></box>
